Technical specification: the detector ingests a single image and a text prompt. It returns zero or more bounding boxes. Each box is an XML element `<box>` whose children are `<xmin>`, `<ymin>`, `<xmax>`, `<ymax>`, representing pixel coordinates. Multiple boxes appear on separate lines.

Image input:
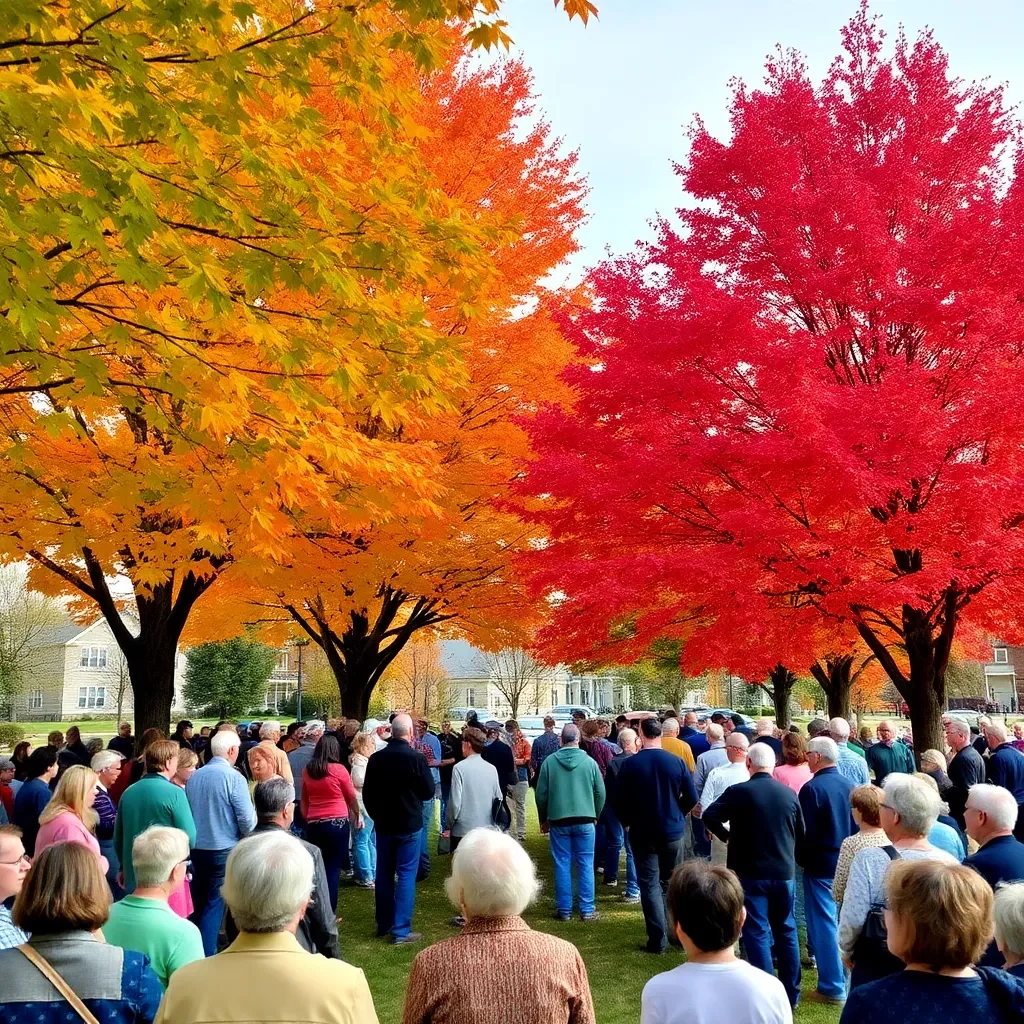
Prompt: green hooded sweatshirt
<box><xmin>535</xmin><ymin>745</ymin><xmax>606</xmax><ymax>826</ymax></box>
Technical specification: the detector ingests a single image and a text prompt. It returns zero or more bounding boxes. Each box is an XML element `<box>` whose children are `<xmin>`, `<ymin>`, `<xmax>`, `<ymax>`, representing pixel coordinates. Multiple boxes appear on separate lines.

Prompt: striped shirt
<box><xmin>0</xmin><ymin>904</ymin><xmax>28</xmax><ymax>951</ymax></box>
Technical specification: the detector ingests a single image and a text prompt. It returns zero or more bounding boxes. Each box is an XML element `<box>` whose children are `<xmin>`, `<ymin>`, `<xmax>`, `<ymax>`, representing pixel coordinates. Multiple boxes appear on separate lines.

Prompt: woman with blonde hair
<box><xmin>34</xmin><ymin>764</ymin><xmax>108</xmax><ymax>872</ymax></box>
<box><xmin>350</xmin><ymin>731</ymin><xmax>377</xmax><ymax>889</ymax></box>
<box><xmin>172</xmin><ymin>747</ymin><xmax>199</xmax><ymax>789</ymax></box>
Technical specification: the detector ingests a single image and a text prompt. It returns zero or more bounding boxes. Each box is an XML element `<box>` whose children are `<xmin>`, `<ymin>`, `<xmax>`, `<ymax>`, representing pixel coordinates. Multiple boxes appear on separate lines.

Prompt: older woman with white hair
<box><xmin>994</xmin><ymin>881</ymin><xmax>1024</xmax><ymax>978</ymax></box>
<box><xmin>838</xmin><ymin>772</ymin><xmax>958</xmax><ymax>990</ymax></box>
<box><xmin>92</xmin><ymin>748</ymin><xmax>125</xmax><ymax>896</ymax></box>
<box><xmin>402</xmin><ymin>828</ymin><xmax>595</xmax><ymax>1024</ymax></box>
<box><xmin>156</xmin><ymin>830</ymin><xmax>378</xmax><ymax>1024</ymax></box>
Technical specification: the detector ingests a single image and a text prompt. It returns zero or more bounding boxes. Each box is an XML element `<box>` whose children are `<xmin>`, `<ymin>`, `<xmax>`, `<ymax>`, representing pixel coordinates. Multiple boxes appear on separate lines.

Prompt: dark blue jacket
<box><xmin>12</xmin><ymin>777</ymin><xmax>51</xmax><ymax>855</ymax></box>
<box><xmin>948</xmin><ymin>745</ymin><xmax>987</xmax><ymax>827</ymax></box>
<box><xmin>613</xmin><ymin>747</ymin><xmax>697</xmax><ymax>843</ymax></box>
<box><xmin>966</xmin><ymin>833</ymin><xmax>1024</xmax><ymax>890</ymax></box>
<box><xmin>681</xmin><ymin>726</ymin><xmax>710</xmax><ymax>758</ymax></box>
<box><xmin>703</xmin><ymin>771</ymin><xmax>805</xmax><ymax>880</ymax></box>
<box><xmin>987</xmin><ymin>745</ymin><xmax>1024</xmax><ymax>804</ymax></box>
<box><xmin>797</xmin><ymin>766</ymin><xmax>856</xmax><ymax>878</ymax></box>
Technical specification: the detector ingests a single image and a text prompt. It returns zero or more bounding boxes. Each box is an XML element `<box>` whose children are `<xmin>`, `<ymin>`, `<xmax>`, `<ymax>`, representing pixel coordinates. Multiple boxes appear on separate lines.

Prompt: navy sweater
<box><xmin>680</xmin><ymin>727</ymin><xmax>710</xmax><ymax>758</ymax></box>
<box><xmin>612</xmin><ymin>748</ymin><xmax>697</xmax><ymax>843</ymax></box>
<box><xmin>798</xmin><ymin>766</ymin><xmax>856</xmax><ymax>878</ymax></box>
<box><xmin>987</xmin><ymin>744</ymin><xmax>1024</xmax><ymax>804</ymax></box>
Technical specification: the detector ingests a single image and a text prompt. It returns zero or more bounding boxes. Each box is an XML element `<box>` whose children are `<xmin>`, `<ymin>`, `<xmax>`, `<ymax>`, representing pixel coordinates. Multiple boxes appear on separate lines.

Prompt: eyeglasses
<box><xmin>0</xmin><ymin>853</ymin><xmax>30</xmax><ymax>866</ymax></box>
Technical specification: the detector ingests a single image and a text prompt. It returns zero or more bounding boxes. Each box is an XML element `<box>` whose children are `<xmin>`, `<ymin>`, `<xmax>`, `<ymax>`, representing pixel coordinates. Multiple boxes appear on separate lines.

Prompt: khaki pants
<box><xmin>507</xmin><ymin>781</ymin><xmax>528</xmax><ymax>840</ymax></box>
<box><xmin>711</xmin><ymin>834</ymin><xmax>728</xmax><ymax>866</ymax></box>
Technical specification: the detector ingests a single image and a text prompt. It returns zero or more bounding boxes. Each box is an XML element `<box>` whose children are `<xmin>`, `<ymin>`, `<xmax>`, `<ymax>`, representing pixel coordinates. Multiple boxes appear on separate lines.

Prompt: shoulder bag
<box><xmin>17</xmin><ymin>944</ymin><xmax>101</xmax><ymax>1024</ymax></box>
<box><xmin>852</xmin><ymin>845</ymin><xmax>905</xmax><ymax>981</ymax></box>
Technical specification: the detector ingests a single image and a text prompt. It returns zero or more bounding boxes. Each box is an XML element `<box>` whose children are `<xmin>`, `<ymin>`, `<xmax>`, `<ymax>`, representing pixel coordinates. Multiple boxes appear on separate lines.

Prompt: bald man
<box><xmin>362</xmin><ymin>712</ymin><xmax>435</xmax><ymax>944</ymax></box>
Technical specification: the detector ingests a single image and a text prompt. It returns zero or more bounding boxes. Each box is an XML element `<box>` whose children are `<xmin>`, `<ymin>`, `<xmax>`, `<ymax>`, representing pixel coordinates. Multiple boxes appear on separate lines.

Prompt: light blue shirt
<box><xmin>928</xmin><ymin>820</ymin><xmax>966</xmax><ymax>861</ymax></box>
<box><xmin>694</xmin><ymin>743</ymin><xmax>729</xmax><ymax>797</ymax></box>
<box><xmin>185</xmin><ymin>756</ymin><xmax>256</xmax><ymax>850</ymax></box>
<box><xmin>837</xmin><ymin>745</ymin><xmax>870</xmax><ymax>787</ymax></box>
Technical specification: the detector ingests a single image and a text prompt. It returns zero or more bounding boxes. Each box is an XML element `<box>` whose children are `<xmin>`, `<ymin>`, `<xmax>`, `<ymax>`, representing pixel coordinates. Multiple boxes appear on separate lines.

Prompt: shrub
<box><xmin>0</xmin><ymin>723</ymin><xmax>26</xmax><ymax>750</ymax></box>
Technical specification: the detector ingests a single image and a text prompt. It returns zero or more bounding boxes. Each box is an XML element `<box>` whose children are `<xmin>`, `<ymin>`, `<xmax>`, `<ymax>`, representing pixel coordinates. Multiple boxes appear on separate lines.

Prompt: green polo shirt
<box><xmin>847</xmin><ymin>741</ymin><xmax>867</xmax><ymax>759</ymax></box>
<box><xmin>103</xmin><ymin>895</ymin><xmax>204</xmax><ymax>988</ymax></box>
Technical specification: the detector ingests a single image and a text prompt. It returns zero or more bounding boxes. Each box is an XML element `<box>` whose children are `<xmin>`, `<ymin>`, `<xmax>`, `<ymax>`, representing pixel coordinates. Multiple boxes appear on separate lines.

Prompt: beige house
<box><xmin>7</xmin><ymin>617</ymin><xmax>187</xmax><ymax>721</ymax></box>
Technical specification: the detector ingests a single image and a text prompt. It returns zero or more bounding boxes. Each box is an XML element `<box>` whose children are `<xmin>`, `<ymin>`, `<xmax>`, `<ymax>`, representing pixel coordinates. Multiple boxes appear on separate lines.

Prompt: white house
<box><xmin>7</xmin><ymin>617</ymin><xmax>188</xmax><ymax>721</ymax></box>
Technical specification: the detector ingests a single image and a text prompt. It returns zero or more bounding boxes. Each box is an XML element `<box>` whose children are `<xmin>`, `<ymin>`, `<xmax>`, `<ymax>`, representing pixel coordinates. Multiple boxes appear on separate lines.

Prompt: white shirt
<box><xmin>700</xmin><ymin>760</ymin><xmax>749</xmax><ymax>810</ymax></box>
<box><xmin>641</xmin><ymin>960</ymin><xmax>792</xmax><ymax>1024</ymax></box>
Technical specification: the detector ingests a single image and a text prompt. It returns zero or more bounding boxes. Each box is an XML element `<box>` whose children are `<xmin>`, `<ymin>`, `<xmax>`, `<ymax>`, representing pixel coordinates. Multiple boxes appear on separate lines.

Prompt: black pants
<box><xmin>631</xmin><ymin>835</ymin><xmax>683</xmax><ymax>952</ymax></box>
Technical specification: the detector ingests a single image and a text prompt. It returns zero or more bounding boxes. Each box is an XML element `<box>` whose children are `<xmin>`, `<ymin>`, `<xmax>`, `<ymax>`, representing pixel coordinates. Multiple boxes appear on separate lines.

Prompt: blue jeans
<box><xmin>603</xmin><ymin>812</ymin><xmax>639</xmax><ymax>896</ymax></box>
<box><xmin>353</xmin><ymin>813</ymin><xmax>376</xmax><ymax>882</ymax></box>
<box><xmin>418</xmin><ymin>797</ymin><xmax>436</xmax><ymax>879</ymax></box>
<box><xmin>98</xmin><ymin>838</ymin><xmax>124</xmax><ymax>901</ymax></box>
<box><xmin>375</xmin><ymin>831</ymin><xmax>420</xmax><ymax>937</ymax></box>
<box><xmin>549</xmin><ymin>823</ymin><xmax>596</xmax><ymax>915</ymax></box>
<box><xmin>306</xmin><ymin>817</ymin><xmax>350</xmax><ymax>913</ymax></box>
<box><xmin>691</xmin><ymin>817</ymin><xmax>712</xmax><ymax>858</ymax></box>
<box><xmin>803</xmin><ymin>874</ymin><xmax>845</xmax><ymax>999</ymax></box>
<box><xmin>740</xmin><ymin>877</ymin><xmax>801</xmax><ymax>1007</ymax></box>
<box><xmin>190</xmin><ymin>848</ymin><xmax>231</xmax><ymax>956</ymax></box>
<box><xmin>632</xmin><ymin>835</ymin><xmax>683</xmax><ymax>952</ymax></box>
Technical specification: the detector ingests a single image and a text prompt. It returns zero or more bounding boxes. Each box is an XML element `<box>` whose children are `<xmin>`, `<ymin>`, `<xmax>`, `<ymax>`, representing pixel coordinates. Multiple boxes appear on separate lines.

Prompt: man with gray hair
<box><xmin>287</xmin><ymin>719</ymin><xmax>324</xmax><ymax>812</ymax></box>
<box><xmin>752</xmin><ymin>718</ymin><xmax>783</xmax><ymax>764</ymax></box>
<box><xmin>797</xmin><ymin>736</ymin><xmax>855</xmax><ymax>1005</ymax></box>
<box><xmin>696</xmin><ymin>733</ymin><xmax>750</xmax><ymax>866</ymax></box>
<box><xmin>155</xmin><ymin>831</ymin><xmax>378</xmax><ymax>1024</ymax></box>
<box><xmin>703</xmin><ymin>741</ymin><xmax>804</xmax><ymax>1007</ymax></box>
<box><xmin>945</xmin><ymin>716</ymin><xmax>987</xmax><ymax>829</ymax></box>
<box><xmin>829</xmin><ymin>717</ymin><xmax>870</xmax><ymax>787</ymax></box>
<box><xmin>982</xmin><ymin>721</ymin><xmax>1024</xmax><ymax>841</ymax></box>
<box><xmin>362</xmin><ymin>712</ymin><xmax>435</xmax><ymax>944</ymax></box>
<box><xmin>223</xmin><ymin>777</ymin><xmax>339</xmax><ymax>960</ymax></box>
<box><xmin>257</xmin><ymin>719</ymin><xmax>293</xmax><ymax>783</ymax></box>
<box><xmin>866</xmin><ymin>719</ymin><xmax>916</xmax><ymax>786</ymax></box>
<box><xmin>603</xmin><ymin>727</ymin><xmax>641</xmax><ymax>902</ymax></box>
<box><xmin>536</xmin><ymin>723</ymin><xmax>606</xmax><ymax>922</ymax></box>
<box><xmin>692</xmin><ymin>723</ymin><xmax>727</xmax><ymax>858</ymax></box>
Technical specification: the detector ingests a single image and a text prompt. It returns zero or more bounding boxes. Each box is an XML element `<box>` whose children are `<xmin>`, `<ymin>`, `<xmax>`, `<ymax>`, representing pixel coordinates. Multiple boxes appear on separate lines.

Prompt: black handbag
<box><xmin>436</xmin><ymin>833</ymin><xmax>451</xmax><ymax>855</ymax></box>
<box><xmin>852</xmin><ymin>845</ymin><xmax>905</xmax><ymax>980</ymax></box>
<box><xmin>491</xmin><ymin>796</ymin><xmax>512</xmax><ymax>831</ymax></box>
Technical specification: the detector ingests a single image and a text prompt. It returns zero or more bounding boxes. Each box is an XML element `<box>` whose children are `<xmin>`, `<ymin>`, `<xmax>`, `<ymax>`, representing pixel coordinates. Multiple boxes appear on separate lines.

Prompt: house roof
<box><xmin>31</xmin><ymin>622</ymin><xmax>88</xmax><ymax>647</ymax></box>
<box><xmin>439</xmin><ymin>640</ymin><xmax>491</xmax><ymax>680</ymax></box>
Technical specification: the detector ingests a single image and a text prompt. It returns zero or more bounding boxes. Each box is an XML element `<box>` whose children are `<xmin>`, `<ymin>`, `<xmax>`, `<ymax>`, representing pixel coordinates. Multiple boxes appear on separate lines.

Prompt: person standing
<box><xmin>256</xmin><ymin>721</ymin><xmax>294</xmax><ymax>783</ymax></box>
<box><xmin>536</xmin><ymin>723</ymin><xmax>606</xmax><ymax>922</ymax></box>
<box><xmin>703</xmin><ymin>743</ymin><xmax>805</xmax><ymax>1008</ymax></box>
<box><xmin>640</xmin><ymin>861</ymin><xmax>793</xmax><ymax>1024</ymax></box>
<box><xmin>287</xmin><ymin>719</ymin><xmax>324</xmax><ymax>820</ymax></box>
<box><xmin>437</xmin><ymin>719</ymin><xmax>461</xmax><ymax>828</ymax></box>
<box><xmin>752</xmin><ymin>719</ymin><xmax>783</xmax><ymax>764</ymax></box>
<box><xmin>529</xmin><ymin>716</ymin><xmax>560</xmax><ymax>778</ymax></box>
<box><xmin>983</xmin><ymin>722</ymin><xmax>1024</xmax><ymax>840</ymax></box>
<box><xmin>692</xmin><ymin>723</ymin><xmax>727</xmax><ymax>859</ymax></box>
<box><xmin>362</xmin><ymin>713</ymin><xmax>435</xmax><ymax>945</ymax></box>
<box><xmin>0</xmin><ymin>824</ymin><xmax>29</xmax><ymax>950</ymax></box>
<box><xmin>696</xmin><ymin>733</ymin><xmax>750</xmax><ymax>866</ymax></box>
<box><xmin>91</xmin><ymin>749</ymin><xmax>125</xmax><ymax>898</ymax></box>
<box><xmin>505</xmin><ymin>719</ymin><xmax>531</xmax><ymax>842</ymax></box>
<box><xmin>680</xmin><ymin>712</ymin><xmax>710</xmax><ymax>758</ymax></box>
<box><xmin>829</xmin><ymin>718</ymin><xmax>870</xmax><ymax>787</ymax></box>
<box><xmin>446</xmin><ymin>727</ymin><xmax>502</xmax><ymax>853</ymax></box>
<box><xmin>350</xmin><ymin>731</ymin><xmax>378</xmax><ymax>889</ymax></box>
<box><xmin>185</xmin><ymin>728</ymin><xmax>257</xmax><ymax>955</ymax></box>
<box><xmin>12</xmin><ymin>746</ymin><xmax>57</xmax><ymax>855</ymax></box>
<box><xmin>413</xmin><ymin>719</ymin><xmax>442</xmax><ymax>881</ymax></box>
<box><xmin>946</xmin><ymin>717</ymin><xmax>987</xmax><ymax>830</ymax></box>
<box><xmin>832</xmin><ymin>785</ymin><xmax>890</xmax><ymax>905</ymax></box>
<box><xmin>35</xmin><ymin>765</ymin><xmax>108</xmax><ymax>873</ymax></box>
<box><xmin>865</xmin><ymin>720</ymin><xmax>915</xmax><ymax>786</ymax></box>
<box><xmin>660</xmin><ymin>717</ymin><xmax>696</xmax><ymax>771</ymax></box>
<box><xmin>798</xmin><ymin>737</ymin><xmax>856</xmax><ymax>1006</ymax></box>
<box><xmin>603</xmin><ymin>727</ymin><xmax>641</xmax><ymax>903</ymax></box>
<box><xmin>614</xmin><ymin>718</ymin><xmax>698</xmax><ymax>952</ymax></box>
<box><xmin>108</xmin><ymin>721</ymin><xmax>135</xmax><ymax>759</ymax></box>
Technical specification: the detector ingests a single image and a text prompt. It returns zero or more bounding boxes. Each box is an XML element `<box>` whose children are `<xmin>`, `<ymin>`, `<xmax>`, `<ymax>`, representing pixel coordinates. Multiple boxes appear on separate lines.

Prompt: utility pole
<box><xmin>295</xmin><ymin>640</ymin><xmax>309</xmax><ymax>720</ymax></box>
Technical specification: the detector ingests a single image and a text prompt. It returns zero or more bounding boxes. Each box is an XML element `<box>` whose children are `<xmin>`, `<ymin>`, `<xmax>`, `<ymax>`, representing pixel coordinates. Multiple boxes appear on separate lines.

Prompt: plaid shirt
<box><xmin>510</xmin><ymin>735</ymin><xmax>532</xmax><ymax>782</ymax></box>
<box><xmin>0</xmin><ymin>904</ymin><xmax>27</xmax><ymax>950</ymax></box>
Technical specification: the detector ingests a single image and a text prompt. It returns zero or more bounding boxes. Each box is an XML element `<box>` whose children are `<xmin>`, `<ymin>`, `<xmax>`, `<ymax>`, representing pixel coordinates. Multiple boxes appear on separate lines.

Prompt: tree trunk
<box><xmin>125</xmin><ymin>642</ymin><xmax>178</xmax><ymax>741</ymax></box>
<box><xmin>809</xmin><ymin>655</ymin><xmax>853</xmax><ymax>721</ymax></box>
<box><xmin>901</xmin><ymin>609</ymin><xmax>947</xmax><ymax>762</ymax></box>
<box><xmin>766</xmin><ymin>663</ymin><xmax>796</xmax><ymax>728</ymax></box>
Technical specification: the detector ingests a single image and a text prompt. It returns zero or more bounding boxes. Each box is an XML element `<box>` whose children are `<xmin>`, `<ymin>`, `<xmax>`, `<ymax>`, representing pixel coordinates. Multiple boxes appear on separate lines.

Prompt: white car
<box><xmin>517</xmin><ymin>716</ymin><xmax>548</xmax><ymax>741</ymax></box>
<box><xmin>547</xmin><ymin>704</ymin><xmax>599</xmax><ymax>721</ymax></box>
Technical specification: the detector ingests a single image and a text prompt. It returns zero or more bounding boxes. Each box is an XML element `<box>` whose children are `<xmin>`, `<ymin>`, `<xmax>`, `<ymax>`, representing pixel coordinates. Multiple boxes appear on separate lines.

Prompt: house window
<box><xmin>276</xmin><ymin>651</ymin><xmax>289</xmax><ymax>672</ymax></box>
<box><xmin>80</xmin><ymin>647</ymin><xmax>108</xmax><ymax>669</ymax></box>
<box><xmin>78</xmin><ymin>686</ymin><xmax>106</xmax><ymax>709</ymax></box>
<box><xmin>995</xmin><ymin>648</ymin><xmax>1009</xmax><ymax>664</ymax></box>
<box><xmin>28</xmin><ymin>688</ymin><xmax>42</xmax><ymax>709</ymax></box>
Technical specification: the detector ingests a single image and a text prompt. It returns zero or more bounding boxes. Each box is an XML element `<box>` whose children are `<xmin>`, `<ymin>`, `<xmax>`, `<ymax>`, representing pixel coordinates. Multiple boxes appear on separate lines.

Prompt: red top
<box><xmin>301</xmin><ymin>762</ymin><xmax>358</xmax><ymax>822</ymax></box>
<box><xmin>0</xmin><ymin>782</ymin><xmax>13</xmax><ymax>819</ymax></box>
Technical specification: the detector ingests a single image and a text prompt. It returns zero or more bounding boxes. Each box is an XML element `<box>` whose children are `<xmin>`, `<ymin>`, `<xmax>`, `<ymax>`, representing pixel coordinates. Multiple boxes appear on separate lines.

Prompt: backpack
<box><xmin>853</xmin><ymin>845</ymin><xmax>905</xmax><ymax>982</ymax></box>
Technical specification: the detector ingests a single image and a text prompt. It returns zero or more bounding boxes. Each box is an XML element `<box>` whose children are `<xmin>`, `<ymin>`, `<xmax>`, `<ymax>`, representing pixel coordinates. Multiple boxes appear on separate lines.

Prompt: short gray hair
<box><xmin>808</xmin><ymin>737</ymin><xmax>839</xmax><ymax>763</ymax></box>
<box><xmin>883</xmin><ymin>773</ymin><xmax>940</xmax><ymax>837</ymax></box>
<box><xmin>91</xmin><ymin>750</ymin><xmax>123</xmax><ymax>773</ymax></box>
<box><xmin>255</xmin><ymin>778</ymin><xmax>295</xmax><ymax>822</ymax></box>
<box><xmin>747</xmin><ymin>743</ymin><xmax>776</xmax><ymax>770</ymax></box>
<box><xmin>705</xmin><ymin>723</ymin><xmax>724</xmax><ymax>743</ymax></box>
<box><xmin>755</xmin><ymin>718</ymin><xmax>774</xmax><ymax>736</ymax></box>
<box><xmin>133</xmin><ymin>825</ymin><xmax>190</xmax><ymax>887</ymax></box>
<box><xmin>994</xmin><ymin>881</ymin><xmax>1024</xmax><ymax>957</ymax></box>
<box><xmin>968</xmin><ymin>783</ymin><xmax>1019</xmax><ymax>830</ymax></box>
<box><xmin>304</xmin><ymin>720</ymin><xmax>325</xmax><ymax>736</ymax></box>
<box><xmin>946</xmin><ymin>717</ymin><xmax>970</xmax><ymax>740</ymax></box>
<box><xmin>259</xmin><ymin>720</ymin><xmax>281</xmax><ymax>740</ymax></box>
<box><xmin>807</xmin><ymin>718</ymin><xmax>829</xmax><ymax>738</ymax></box>
<box><xmin>985</xmin><ymin>722</ymin><xmax>1009</xmax><ymax>745</ymax></box>
<box><xmin>617</xmin><ymin>727</ymin><xmax>637</xmax><ymax>749</ymax></box>
<box><xmin>829</xmin><ymin>717</ymin><xmax>851</xmax><ymax>742</ymax></box>
<box><xmin>211</xmin><ymin>729</ymin><xmax>241</xmax><ymax>758</ymax></box>
<box><xmin>662</xmin><ymin>717</ymin><xmax>680</xmax><ymax>736</ymax></box>
<box><xmin>726</xmin><ymin>733</ymin><xmax>749</xmax><ymax>750</ymax></box>
<box><xmin>445</xmin><ymin>828</ymin><xmax>540</xmax><ymax>917</ymax></box>
<box><xmin>223</xmin><ymin>831</ymin><xmax>313</xmax><ymax>933</ymax></box>
<box><xmin>560</xmin><ymin>723</ymin><xmax>579</xmax><ymax>745</ymax></box>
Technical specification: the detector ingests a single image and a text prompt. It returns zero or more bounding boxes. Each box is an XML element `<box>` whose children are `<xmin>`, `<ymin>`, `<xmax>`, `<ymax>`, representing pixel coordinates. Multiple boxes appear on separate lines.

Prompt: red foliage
<box><xmin>521</xmin><ymin>6</ymin><xmax>1024</xmax><ymax>752</ymax></box>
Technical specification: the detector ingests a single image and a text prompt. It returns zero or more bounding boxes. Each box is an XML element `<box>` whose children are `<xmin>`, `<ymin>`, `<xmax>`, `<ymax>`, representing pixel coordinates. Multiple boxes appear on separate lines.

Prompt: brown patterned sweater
<box><xmin>402</xmin><ymin>915</ymin><xmax>595</xmax><ymax>1024</ymax></box>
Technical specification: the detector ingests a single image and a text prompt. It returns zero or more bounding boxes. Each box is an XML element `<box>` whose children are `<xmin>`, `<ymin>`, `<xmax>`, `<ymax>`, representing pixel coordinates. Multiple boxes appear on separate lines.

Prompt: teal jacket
<box><xmin>535</xmin><ymin>745</ymin><xmax>606</xmax><ymax>825</ymax></box>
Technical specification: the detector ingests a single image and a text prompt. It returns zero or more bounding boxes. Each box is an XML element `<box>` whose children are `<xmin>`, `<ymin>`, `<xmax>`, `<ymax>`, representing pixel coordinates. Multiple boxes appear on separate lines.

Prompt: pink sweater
<box><xmin>772</xmin><ymin>763</ymin><xmax>813</xmax><ymax>794</ymax></box>
<box><xmin>35</xmin><ymin>810</ymin><xmax>109</xmax><ymax>873</ymax></box>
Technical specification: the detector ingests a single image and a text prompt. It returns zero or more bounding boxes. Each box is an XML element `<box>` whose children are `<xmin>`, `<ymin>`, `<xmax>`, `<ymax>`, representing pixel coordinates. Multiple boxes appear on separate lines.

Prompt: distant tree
<box><xmin>183</xmin><ymin>637</ymin><xmax>276</xmax><ymax>720</ymax></box>
<box><xmin>485</xmin><ymin>649</ymin><xmax>548</xmax><ymax>720</ymax></box>
<box><xmin>381</xmin><ymin>643</ymin><xmax>454</xmax><ymax>721</ymax></box>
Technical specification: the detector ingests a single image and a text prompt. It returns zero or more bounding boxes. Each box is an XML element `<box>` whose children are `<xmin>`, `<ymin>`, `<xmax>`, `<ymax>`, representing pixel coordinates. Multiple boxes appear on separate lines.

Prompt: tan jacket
<box><xmin>258</xmin><ymin>739</ymin><xmax>294</xmax><ymax>784</ymax></box>
<box><xmin>155</xmin><ymin>931</ymin><xmax>377</xmax><ymax>1024</ymax></box>
<box><xmin>402</xmin><ymin>916</ymin><xmax>594</xmax><ymax>1024</ymax></box>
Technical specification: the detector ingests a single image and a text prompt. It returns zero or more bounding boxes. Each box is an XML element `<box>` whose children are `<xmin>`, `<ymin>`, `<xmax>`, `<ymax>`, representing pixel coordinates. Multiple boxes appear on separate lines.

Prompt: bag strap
<box><xmin>882</xmin><ymin>844</ymin><xmax>901</xmax><ymax>861</ymax></box>
<box><xmin>17</xmin><ymin>944</ymin><xmax>101</xmax><ymax>1024</ymax></box>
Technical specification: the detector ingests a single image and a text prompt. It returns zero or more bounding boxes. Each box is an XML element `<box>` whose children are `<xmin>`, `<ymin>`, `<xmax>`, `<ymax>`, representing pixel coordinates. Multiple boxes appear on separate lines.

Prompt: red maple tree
<box><xmin>522</xmin><ymin>5</ymin><xmax>1024</xmax><ymax>754</ymax></box>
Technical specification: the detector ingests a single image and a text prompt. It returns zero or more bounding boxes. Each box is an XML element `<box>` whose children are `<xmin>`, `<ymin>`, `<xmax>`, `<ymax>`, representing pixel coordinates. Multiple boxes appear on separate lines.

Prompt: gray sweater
<box><xmin>447</xmin><ymin>754</ymin><xmax>502</xmax><ymax>837</ymax></box>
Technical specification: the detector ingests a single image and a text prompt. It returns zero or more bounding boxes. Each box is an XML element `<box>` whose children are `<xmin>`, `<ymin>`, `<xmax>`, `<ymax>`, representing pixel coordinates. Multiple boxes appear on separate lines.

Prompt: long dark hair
<box><xmin>306</xmin><ymin>734</ymin><xmax>342</xmax><ymax>780</ymax></box>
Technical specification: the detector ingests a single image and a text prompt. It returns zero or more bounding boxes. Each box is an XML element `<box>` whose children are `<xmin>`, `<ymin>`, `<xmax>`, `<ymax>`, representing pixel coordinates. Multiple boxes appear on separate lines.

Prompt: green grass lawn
<box><xmin>335</xmin><ymin>793</ymin><xmax>842</xmax><ymax>1024</ymax></box>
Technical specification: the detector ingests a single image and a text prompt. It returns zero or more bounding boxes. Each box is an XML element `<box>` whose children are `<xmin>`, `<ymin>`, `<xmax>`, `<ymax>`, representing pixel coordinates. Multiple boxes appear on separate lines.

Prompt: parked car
<box><xmin>516</xmin><ymin>716</ymin><xmax>548</xmax><ymax>741</ymax></box>
<box><xmin>707</xmin><ymin>708</ymin><xmax>756</xmax><ymax>728</ymax></box>
<box><xmin>448</xmin><ymin>707</ymin><xmax>491</xmax><ymax>725</ymax></box>
<box><xmin>548</xmin><ymin>704</ymin><xmax>598</xmax><ymax>721</ymax></box>
<box><xmin>622</xmin><ymin>710</ymin><xmax>659</xmax><ymax>728</ymax></box>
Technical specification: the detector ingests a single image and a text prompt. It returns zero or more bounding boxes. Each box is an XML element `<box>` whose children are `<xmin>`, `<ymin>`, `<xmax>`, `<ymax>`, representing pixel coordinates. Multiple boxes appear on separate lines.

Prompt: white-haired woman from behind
<box><xmin>994</xmin><ymin>881</ymin><xmax>1024</xmax><ymax>979</ymax></box>
<box><xmin>402</xmin><ymin>829</ymin><xmax>596</xmax><ymax>1024</ymax></box>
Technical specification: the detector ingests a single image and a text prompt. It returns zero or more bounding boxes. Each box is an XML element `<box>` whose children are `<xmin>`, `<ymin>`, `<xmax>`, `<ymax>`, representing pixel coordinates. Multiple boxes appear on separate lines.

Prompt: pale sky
<box><xmin>499</xmin><ymin>0</ymin><xmax>1024</xmax><ymax>279</ymax></box>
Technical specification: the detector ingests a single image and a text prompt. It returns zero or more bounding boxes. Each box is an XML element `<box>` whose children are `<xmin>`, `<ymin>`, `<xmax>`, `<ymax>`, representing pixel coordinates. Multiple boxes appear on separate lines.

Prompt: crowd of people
<box><xmin>2</xmin><ymin>708</ymin><xmax>1024</xmax><ymax>1022</ymax></box>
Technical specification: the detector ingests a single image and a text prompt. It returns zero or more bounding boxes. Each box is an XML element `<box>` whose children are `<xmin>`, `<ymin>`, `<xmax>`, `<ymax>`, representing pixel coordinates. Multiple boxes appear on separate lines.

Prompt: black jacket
<box><xmin>482</xmin><ymin>738</ymin><xmax>517</xmax><ymax>792</ymax></box>
<box><xmin>222</xmin><ymin>822</ymin><xmax>340</xmax><ymax>959</ymax></box>
<box><xmin>948</xmin><ymin>745</ymin><xmax>987</xmax><ymax>828</ymax></box>
<box><xmin>362</xmin><ymin>738</ymin><xmax>435</xmax><ymax>835</ymax></box>
<box><xmin>703</xmin><ymin>771</ymin><xmax>805</xmax><ymax>880</ymax></box>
